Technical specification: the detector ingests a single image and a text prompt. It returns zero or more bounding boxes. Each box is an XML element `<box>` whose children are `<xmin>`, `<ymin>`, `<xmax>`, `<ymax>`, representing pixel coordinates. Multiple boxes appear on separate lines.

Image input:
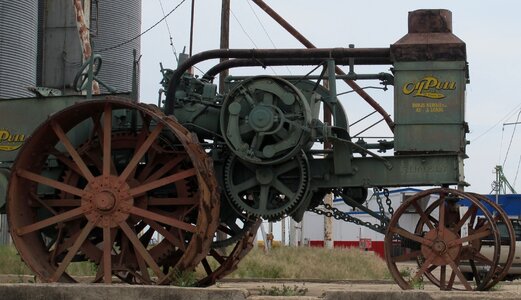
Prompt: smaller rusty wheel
<box><xmin>384</xmin><ymin>188</ymin><xmax>501</xmax><ymax>291</ymax></box>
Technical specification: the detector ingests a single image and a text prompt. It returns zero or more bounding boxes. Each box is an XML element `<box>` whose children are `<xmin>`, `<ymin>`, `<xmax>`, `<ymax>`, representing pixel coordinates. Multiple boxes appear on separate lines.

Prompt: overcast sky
<box><xmin>139</xmin><ymin>0</ymin><xmax>521</xmax><ymax>195</ymax></box>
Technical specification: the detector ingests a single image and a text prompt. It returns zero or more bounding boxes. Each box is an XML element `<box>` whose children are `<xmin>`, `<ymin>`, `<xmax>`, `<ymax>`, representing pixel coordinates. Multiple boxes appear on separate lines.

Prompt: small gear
<box><xmin>223</xmin><ymin>152</ymin><xmax>309</xmax><ymax>221</ymax></box>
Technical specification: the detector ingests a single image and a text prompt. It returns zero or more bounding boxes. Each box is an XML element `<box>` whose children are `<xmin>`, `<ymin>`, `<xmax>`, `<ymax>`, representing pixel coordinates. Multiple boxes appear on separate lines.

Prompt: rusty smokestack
<box><xmin>391</xmin><ymin>9</ymin><xmax>466</xmax><ymax>62</ymax></box>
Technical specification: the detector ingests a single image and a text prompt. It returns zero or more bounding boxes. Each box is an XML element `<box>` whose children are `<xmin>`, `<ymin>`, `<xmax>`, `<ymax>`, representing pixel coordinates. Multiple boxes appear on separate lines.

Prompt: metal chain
<box><xmin>384</xmin><ymin>188</ymin><xmax>394</xmax><ymax>216</ymax></box>
<box><xmin>374</xmin><ymin>188</ymin><xmax>386</xmax><ymax>227</ymax></box>
<box><xmin>310</xmin><ymin>201</ymin><xmax>386</xmax><ymax>234</ymax></box>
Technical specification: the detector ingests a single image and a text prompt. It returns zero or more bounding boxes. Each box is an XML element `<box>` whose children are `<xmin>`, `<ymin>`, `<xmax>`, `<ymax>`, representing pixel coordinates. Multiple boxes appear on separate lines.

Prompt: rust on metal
<box><xmin>391</xmin><ymin>9</ymin><xmax>467</xmax><ymax>62</ymax></box>
<box><xmin>7</xmin><ymin>97</ymin><xmax>220</xmax><ymax>284</ymax></box>
<box><xmin>72</xmin><ymin>0</ymin><xmax>100</xmax><ymax>94</ymax></box>
<box><xmin>384</xmin><ymin>188</ymin><xmax>510</xmax><ymax>291</ymax></box>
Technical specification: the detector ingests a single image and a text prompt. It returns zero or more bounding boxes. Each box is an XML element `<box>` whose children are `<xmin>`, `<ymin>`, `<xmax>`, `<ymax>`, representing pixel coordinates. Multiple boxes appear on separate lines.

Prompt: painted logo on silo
<box><xmin>402</xmin><ymin>76</ymin><xmax>456</xmax><ymax>99</ymax></box>
<box><xmin>0</xmin><ymin>130</ymin><xmax>25</xmax><ymax>151</ymax></box>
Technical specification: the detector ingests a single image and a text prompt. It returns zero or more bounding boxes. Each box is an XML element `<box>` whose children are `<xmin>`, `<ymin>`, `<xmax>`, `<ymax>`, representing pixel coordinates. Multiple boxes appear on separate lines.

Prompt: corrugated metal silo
<box><xmin>91</xmin><ymin>0</ymin><xmax>142</xmax><ymax>94</ymax></box>
<box><xmin>0</xmin><ymin>0</ymin><xmax>38</xmax><ymax>99</ymax></box>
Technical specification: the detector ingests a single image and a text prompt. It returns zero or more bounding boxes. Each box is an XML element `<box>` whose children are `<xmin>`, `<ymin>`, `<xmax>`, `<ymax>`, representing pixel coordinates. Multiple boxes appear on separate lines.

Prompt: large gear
<box><xmin>220</xmin><ymin>75</ymin><xmax>312</xmax><ymax>165</ymax></box>
<box><xmin>223</xmin><ymin>152</ymin><xmax>309</xmax><ymax>221</ymax></box>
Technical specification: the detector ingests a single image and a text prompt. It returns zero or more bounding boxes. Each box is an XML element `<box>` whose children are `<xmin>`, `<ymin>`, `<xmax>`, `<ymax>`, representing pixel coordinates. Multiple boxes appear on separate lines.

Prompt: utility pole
<box><xmin>219</xmin><ymin>0</ymin><xmax>230</xmax><ymax>94</ymax></box>
<box><xmin>322</xmin><ymin>61</ymin><xmax>335</xmax><ymax>250</ymax></box>
<box><xmin>189</xmin><ymin>0</ymin><xmax>196</xmax><ymax>57</ymax></box>
<box><xmin>281</xmin><ymin>217</ymin><xmax>286</xmax><ymax>246</ymax></box>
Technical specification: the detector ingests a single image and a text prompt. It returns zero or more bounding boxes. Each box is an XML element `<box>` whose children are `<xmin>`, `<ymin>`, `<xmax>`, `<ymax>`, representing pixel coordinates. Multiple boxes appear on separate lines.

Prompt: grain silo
<box><xmin>91</xmin><ymin>0</ymin><xmax>142</xmax><ymax>94</ymax></box>
<box><xmin>0</xmin><ymin>0</ymin><xmax>38</xmax><ymax>99</ymax></box>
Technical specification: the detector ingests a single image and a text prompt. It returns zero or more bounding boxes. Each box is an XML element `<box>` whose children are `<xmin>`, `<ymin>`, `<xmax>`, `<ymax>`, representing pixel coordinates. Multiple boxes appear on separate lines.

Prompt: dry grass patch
<box><xmin>230</xmin><ymin>246</ymin><xmax>390</xmax><ymax>280</ymax></box>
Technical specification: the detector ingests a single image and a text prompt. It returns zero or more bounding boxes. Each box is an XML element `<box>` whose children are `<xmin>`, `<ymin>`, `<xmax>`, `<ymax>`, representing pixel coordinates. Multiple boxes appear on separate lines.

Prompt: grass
<box><xmin>230</xmin><ymin>246</ymin><xmax>390</xmax><ymax>280</ymax></box>
<box><xmin>0</xmin><ymin>245</ymin><xmax>390</xmax><ymax>282</ymax></box>
<box><xmin>259</xmin><ymin>284</ymin><xmax>308</xmax><ymax>296</ymax></box>
<box><xmin>0</xmin><ymin>245</ymin><xmax>32</xmax><ymax>278</ymax></box>
<box><xmin>0</xmin><ymin>245</ymin><xmax>98</xmax><ymax>279</ymax></box>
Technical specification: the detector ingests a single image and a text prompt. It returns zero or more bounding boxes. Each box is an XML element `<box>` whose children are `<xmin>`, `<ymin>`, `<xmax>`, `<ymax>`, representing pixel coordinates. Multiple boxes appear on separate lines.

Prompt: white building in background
<box><xmin>302</xmin><ymin>188</ymin><xmax>425</xmax><ymax>258</ymax></box>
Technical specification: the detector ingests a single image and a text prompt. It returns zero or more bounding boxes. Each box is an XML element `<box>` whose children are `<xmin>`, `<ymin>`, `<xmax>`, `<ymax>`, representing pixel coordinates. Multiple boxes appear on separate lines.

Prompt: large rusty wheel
<box><xmin>384</xmin><ymin>188</ymin><xmax>501</xmax><ymax>291</ymax></box>
<box><xmin>7</xmin><ymin>97</ymin><xmax>220</xmax><ymax>284</ymax></box>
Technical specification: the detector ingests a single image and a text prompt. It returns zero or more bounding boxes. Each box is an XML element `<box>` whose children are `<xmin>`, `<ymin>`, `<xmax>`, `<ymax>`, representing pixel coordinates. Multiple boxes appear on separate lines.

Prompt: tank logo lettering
<box><xmin>402</xmin><ymin>76</ymin><xmax>456</xmax><ymax>99</ymax></box>
<box><xmin>0</xmin><ymin>129</ymin><xmax>25</xmax><ymax>151</ymax></box>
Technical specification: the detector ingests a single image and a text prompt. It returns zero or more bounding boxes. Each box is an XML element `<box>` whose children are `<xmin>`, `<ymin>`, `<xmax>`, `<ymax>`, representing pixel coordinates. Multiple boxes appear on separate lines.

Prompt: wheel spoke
<box><xmin>209</xmin><ymin>248</ymin><xmax>226</xmax><ymax>264</ymax></box>
<box><xmin>119</xmin><ymin>221</ymin><xmax>165</xmax><ymax>281</ymax></box>
<box><xmin>445</xmin><ymin>254</ymin><xmax>472</xmax><ymax>290</ymax></box>
<box><xmin>389</xmin><ymin>226</ymin><xmax>433</xmax><ymax>246</ymax></box>
<box><xmin>135</xmin><ymin>247</ymin><xmax>152</xmax><ymax>283</ymax></box>
<box><xmin>440</xmin><ymin>265</ymin><xmax>447</xmax><ymax>290</ymax></box>
<box><xmin>274</xmin><ymin>159</ymin><xmax>299</xmax><ymax>176</ymax></box>
<box><xmin>16</xmin><ymin>206</ymin><xmax>86</xmax><ymax>236</ymax></box>
<box><xmin>473</xmin><ymin>252</ymin><xmax>495</xmax><ymax>266</ymax></box>
<box><xmin>49</xmin><ymin>148</ymin><xmax>83</xmax><ymax>176</ymax></box>
<box><xmin>141</xmin><ymin>155</ymin><xmax>186</xmax><ymax>183</ymax></box>
<box><xmin>119</xmin><ymin>123</ymin><xmax>164</xmax><ymax>182</ymax></box>
<box><xmin>37</xmin><ymin>199</ymin><xmax>81</xmax><ymax>207</ymax></box>
<box><xmin>258</xmin><ymin>185</ymin><xmax>269</xmax><ymax>210</ymax></box>
<box><xmin>144</xmin><ymin>219</ymin><xmax>186</xmax><ymax>251</ymax></box>
<box><xmin>413</xmin><ymin>254</ymin><xmax>435</xmax><ymax>283</ymax></box>
<box><xmin>234</xmin><ymin>177</ymin><xmax>258</xmax><ymax>193</ymax></box>
<box><xmin>129</xmin><ymin>168</ymin><xmax>196</xmax><ymax>197</ymax></box>
<box><xmin>454</xmin><ymin>204</ymin><xmax>478</xmax><ymax>232</ymax></box>
<box><xmin>272</xmin><ymin>179</ymin><xmax>295</xmax><ymax>199</ymax></box>
<box><xmin>102</xmin><ymin>103</ymin><xmax>112</xmax><ymax>177</ymax></box>
<box><xmin>438</xmin><ymin>194</ymin><xmax>446</xmax><ymax>236</ymax></box>
<box><xmin>130</xmin><ymin>206</ymin><xmax>197</xmax><ymax>233</ymax></box>
<box><xmin>29</xmin><ymin>193</ymin><xmax>57</xmax><ymax>215</ymax></box>
<box><xmin>50</xmin><ymin>220</ymin><xmax>96</xmax><ymax>281</ymax></box>
<box><xmin>17</xmin><ymin>169</ymin><xmax>84</xmax><ymax>197</ymax></box>
<box><xmin>447</xmin><ymin>270</ymin><xmax>456</xmax><ymax>289</ymax></box>
<box><xmin>201</xmin><ymin>258</ymin><xmax>213</xmax><ymax>275</ymax></box>
<box><xmin>103</xmin><ymin>227</ymin><xmax>112</xmax><ymax>283</ymax></box>
<box><xmin>51</xmin><ymin>120</ymin><xmax>95</xmax><ymax>182</ymax></box>
<box><xmin>448</xmin><ymin>229</ymin><xmax>491</xmax><ymax>247</ymax></box>
<box><xmin>412</xmin><ymin>201</ymin><xmax>435</xmax><ymax>230</ymax></box>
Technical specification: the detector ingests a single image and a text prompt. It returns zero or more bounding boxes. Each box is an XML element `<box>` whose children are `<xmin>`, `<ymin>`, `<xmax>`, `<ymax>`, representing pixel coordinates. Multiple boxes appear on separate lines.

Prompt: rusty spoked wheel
<box><xmin>7</xmin><ymin>97</ymin><xmax>220</xmax><ymax>284</ymax></box>
<box><xmin>413</xmin><ymin>191</ymin><xmax>505</xmax><ymax>290</ymax></box>
<box><xmin>384</xmin><ymin>188</ymin><xmax>501</xmax><ymax>291</ymax></box>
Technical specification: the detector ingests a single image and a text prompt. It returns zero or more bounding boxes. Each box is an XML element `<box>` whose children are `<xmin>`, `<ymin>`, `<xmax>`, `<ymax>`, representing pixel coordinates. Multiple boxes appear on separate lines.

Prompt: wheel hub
<box><xmin>421</xmin><ymin>228</ymin><xmax>461</xmax><ymax>266</ymax></box>
<box><xmin>94</xmin><ymin>191</ymin><xmax>116</xmax><ymax>211</ymax></box>
<box><xmin>249</xmin><ymin>105</ymin><xmax>275</xmax><ymax>132</ymax></box>
<box><xmin>432</xmin><ymin>240</ymin><xmax>447</xmax><ymax>254</ymax></box>
<box><xmin>256</xmin><ymin>167</ymin><xmax>274</xmax><ymax>185</ymax></box>
<box><xmin>82</xmin><ymin>175</ymin><xmax>134</xmax><ymax>228</ymax></box>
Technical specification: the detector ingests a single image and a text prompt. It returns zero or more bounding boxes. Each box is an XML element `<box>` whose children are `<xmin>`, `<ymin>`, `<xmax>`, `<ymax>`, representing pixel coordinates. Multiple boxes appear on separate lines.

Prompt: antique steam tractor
<box><xmin>0</xmin><ymin>9</ymin><xmax>515</xmax><ymax>290</ymax></box>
